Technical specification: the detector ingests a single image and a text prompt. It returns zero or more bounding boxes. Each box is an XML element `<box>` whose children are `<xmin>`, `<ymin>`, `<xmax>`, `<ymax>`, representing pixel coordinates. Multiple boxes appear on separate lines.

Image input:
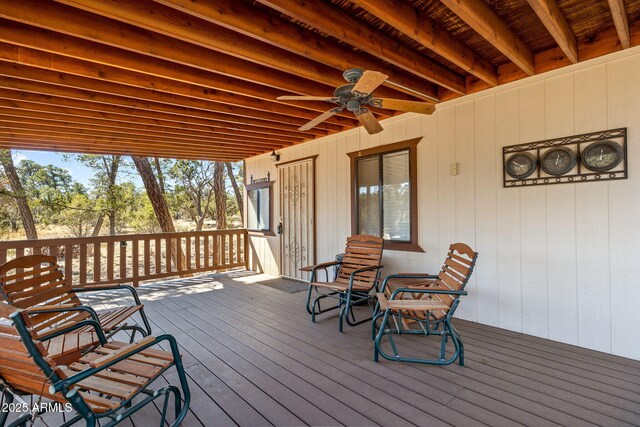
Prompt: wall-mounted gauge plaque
<box><xmin>503</xmin><ymin>128</ymin><xmax>627</xmax><ymax>188</ymax></box>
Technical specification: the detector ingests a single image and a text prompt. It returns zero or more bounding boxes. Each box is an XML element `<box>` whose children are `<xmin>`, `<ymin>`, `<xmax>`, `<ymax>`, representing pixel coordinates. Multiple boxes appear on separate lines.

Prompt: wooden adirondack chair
<box><xmin>0</xmin><ymin>301</ymin><xmax>189</xmax><ymax>427</ymax></box>
<box><xmin>373</xmin><ymin>243</ymin><xmax>478</xmax><ymax>365</ymax></box>
<box><xmin>301</xmin><ymin>235</ymin><xmax>384</xmax><ymax>332</ymax></box>
<box><xmin>0</xmin><ymin>255</ymin><xmax>152</xmax><ymax>364</ymax></box>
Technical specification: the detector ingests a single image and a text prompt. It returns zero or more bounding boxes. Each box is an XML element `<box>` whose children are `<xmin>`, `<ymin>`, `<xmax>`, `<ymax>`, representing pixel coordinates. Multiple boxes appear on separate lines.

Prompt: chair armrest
<box><xmin>389</xmin><ymin>288</ymin><xmax>467</xmax><ymax>300</ymax></box>
<box><xmin>37</xmin><ymin>318</ymin><xmax>108</xmax><ymax>345</ymax></box>
<box><xmin>89</xmin><ymin>336</ymin><xmax>156</xmax><ymax>368</ymax></box>
<box><xmin>74</xmin><ymin>284</ymin><xmax>142</xmax><ymax>305</ymax></box>
<box><xmin>380</xmin><ymin>273</ymin><xmax>439</xmax><ymax>293</ymax></box>
<box><xmin>301</xmin><ymin>261</ymin><xmax>342</xmax><ymax>272</ymax></box>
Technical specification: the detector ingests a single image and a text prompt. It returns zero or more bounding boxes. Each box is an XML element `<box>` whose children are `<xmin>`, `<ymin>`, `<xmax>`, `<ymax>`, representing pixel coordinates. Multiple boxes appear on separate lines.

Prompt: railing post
<box><xmin>244</xmin><ymin>230</ymin><xmax>250</xmax><ymax>271</ymax></box>
<box><xmin>132</xmin><ymin>239</ymin><xmax>139</xmax><ymax>287</ymax></box>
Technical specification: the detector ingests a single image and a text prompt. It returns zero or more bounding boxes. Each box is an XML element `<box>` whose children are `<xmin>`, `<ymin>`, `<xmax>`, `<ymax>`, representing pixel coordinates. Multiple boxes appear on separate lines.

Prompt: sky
<box><xmin>11</xmin><ymin>150</ymin><xmax>143</xmax><ymax>188</ymax></box>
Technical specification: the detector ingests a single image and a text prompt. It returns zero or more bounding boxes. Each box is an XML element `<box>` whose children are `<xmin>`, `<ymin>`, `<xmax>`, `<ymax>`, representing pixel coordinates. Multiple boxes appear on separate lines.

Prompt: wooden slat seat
<box><xmin>0</xmin><ymin>255</ymin><xmax>152</xmax><ymax>363</ymax></box>
<box><xmin>304</xmin><ymin>235</ymin><xmax>384</xmax><ymax>332</ymax></box>
<box><xmin>0</xmin><ymin>302</ymin><xmax>190</xmax><ymax>425</ymax></box>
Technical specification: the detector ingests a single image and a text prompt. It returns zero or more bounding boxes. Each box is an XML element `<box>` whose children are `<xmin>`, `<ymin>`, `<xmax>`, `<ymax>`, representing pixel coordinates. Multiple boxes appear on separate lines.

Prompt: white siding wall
<box><xmin>246</xmin><ymin>46</ymin><xmax>640</xmax><ymax>360</ymax></box>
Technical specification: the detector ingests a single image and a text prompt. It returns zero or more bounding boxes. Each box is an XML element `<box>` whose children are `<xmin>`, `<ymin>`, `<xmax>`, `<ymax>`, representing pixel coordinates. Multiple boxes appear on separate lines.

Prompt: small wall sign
<box><xmin>249</xmin><ymin>172</ymin><xmax>271</xmax><ymax>184</ymax></box>
<box><xmin>503</xmin><ymin>128</ymin><xmax>627</xmax><ymax>187</ymax></box>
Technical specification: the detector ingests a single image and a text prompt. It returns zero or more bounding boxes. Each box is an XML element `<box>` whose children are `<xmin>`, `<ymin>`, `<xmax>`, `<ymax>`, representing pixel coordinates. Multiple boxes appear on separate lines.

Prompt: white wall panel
<box><xmin>245</xmin><ymin>46</ymin><xmax>640</xmax><ymax>360</ymax></box>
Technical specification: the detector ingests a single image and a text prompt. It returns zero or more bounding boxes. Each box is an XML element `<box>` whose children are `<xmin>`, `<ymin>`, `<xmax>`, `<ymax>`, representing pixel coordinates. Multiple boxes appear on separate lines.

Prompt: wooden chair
<box><xmin>0</xmin><ymin>255</ymin><xmax>152</xmax><ymax>364</ymax></box>
<box><xmin>373</xmin><ymin>243</ymin><xmax>478</xmax><ymax>365</ymax></box>
<box><xmin>301</xmin><ymin>235</ymin><xmax>384</xmax><ymax>332</ymax></box>
<box><xmin>0</xmin><ymin>301</ymin><xmax>189</xmax><ymax>427</ymax></box>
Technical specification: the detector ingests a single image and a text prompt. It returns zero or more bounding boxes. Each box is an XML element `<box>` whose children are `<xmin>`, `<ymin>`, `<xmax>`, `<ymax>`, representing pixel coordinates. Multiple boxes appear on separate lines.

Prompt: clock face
<box><xmin>582</xmin><ymin>140</ymin><xmax>623</xmax><ymax>172</ymax></box>
<box><xmin>506</xmin><ymin>152</ymin><xmax>537</xmax><ymax>179</ymax></box>
<box><xmin>541</xmin><ymin>147</ymin><xmax>577</xmax><ymax>176</ymax></box>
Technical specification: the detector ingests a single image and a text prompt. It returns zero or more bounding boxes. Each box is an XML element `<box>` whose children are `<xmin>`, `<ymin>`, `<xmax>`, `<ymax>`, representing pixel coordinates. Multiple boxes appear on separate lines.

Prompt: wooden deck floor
<box><xmin>11</xmin><ymin>271</ymin><xmax>640</xmax><ymax>426</ymax></box>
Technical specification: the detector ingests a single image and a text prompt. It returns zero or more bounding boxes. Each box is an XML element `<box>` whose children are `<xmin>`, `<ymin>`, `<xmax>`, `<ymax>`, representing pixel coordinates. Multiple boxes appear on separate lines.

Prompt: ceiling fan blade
<box><xmin>299</xmin><ymin>108</ymin><xmax>341</xmax><ymax>131</ymax></box>
<box><xmin>351</xmin><ymin>70</ymin><xmax>389</xmax><ymax>96</ymax></box>
<box><xmin>376</xmin><ymin>98</ymin><xmax>436</xmax><ymax>115</ymax></box>
<box><xmin>355</xmin><ymin>109</ymin><xmax>384</xmax><ymax>135</ymax></box>
<box><xmin>277</xmin><ymin>95</ymin><xmax>338</xmax><ymax>102</ymax></box>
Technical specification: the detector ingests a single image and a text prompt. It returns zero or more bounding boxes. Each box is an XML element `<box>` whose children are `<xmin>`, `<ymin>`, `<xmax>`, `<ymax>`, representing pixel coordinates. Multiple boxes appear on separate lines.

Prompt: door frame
<box><xmin>276</xmin><ymin>155</ymin><xmax>318</xmax><ymax>279</ymax></box>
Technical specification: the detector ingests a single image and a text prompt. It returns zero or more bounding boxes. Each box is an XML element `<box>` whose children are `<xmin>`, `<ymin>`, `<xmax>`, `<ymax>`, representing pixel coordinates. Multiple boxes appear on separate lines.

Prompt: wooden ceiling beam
<box><xmin>151</xmin><ymin>0</ymin><xmax>446</xmax><ymax>99</ymax></box>
<box><xmin>0</xmin><ymin>115</ymin><xmax>293</xmax><ymax>149</ymax></box>
<box><xmin>351</xmin><ymin>0</ymin><xmax>497</xmax><ymax>86</ymax></box>
<box><xmin>440</xmin><ymin>0</ymin><xmax>535</xmax><ymax>76</ymax></box>
<box><xmin>41</xmin><ymin>0</ymin><xmax>438</xmax><ymax>101</ymax></box>
<box><xmin>0</xmin><ymin>88</ymin><xmax>317</xmax><ymax>139</ymax></box>
<box><xmin>0</xmin><ymin>136</ymin><xmax>249</xmax><ymax>161</ymax></box>
<box><xmin>0</xmin><ymin>1</ymin><xmax>367</xmax><ymax>102</ymax></box>
<box><xmin>0</xmin><ymin>75</ymin><xmax>333</xmax><ymax>137</ymax></box>
<box><xmin>0</xmin><ymin>103</ymin><xmax>302</xmax><ymax>144</ymax></box>
<box><xmin>527</xmin><ymin>0</ymin><xmax>578</xmax><ymax>63</ymax></box>
<box><xmin>0</xmin><ymin>20</ymin><xmax>394</xmax><ymax>118</ymax></box>
<box><xmin>607</xmin><ymin>0</ymin><xmax>631</xmax><ymax>49</ymax></box>
<box><xmin>0</xmin><ymin>61</ymin><xmax>347</xmax><ymax>132</ymax></box>
<box><xmin>249</xmin><ymin>0</ymin><xmax>464</xmax><ymax>94</ymax></box>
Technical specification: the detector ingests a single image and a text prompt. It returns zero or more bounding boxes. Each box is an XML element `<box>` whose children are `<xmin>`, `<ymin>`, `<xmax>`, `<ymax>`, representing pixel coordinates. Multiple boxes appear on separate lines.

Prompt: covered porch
<box><xmin>17</xmin><ymin>271</ymin><xmax>638</xmax><ymax>426</ymax></box>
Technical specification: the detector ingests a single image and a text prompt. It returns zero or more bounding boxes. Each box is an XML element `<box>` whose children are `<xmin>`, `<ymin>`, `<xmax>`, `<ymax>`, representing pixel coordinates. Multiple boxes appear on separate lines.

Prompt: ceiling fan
<box><xmin>277</xmin><ymin>68</ymin><xmax>436</xmax><ymax>135</ymax></box>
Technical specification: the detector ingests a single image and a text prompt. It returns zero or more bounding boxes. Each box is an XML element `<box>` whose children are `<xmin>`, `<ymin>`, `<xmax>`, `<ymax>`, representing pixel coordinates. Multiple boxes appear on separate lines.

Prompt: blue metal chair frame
<box><xmin>306</xmin><ymin>262</ymin><xmax>384</xmax><ymax>332</ymax></box>
<box><xmin>4</xmin><ymin>309</ymin><xmax>190</xmax><ymax>427</ymax></box>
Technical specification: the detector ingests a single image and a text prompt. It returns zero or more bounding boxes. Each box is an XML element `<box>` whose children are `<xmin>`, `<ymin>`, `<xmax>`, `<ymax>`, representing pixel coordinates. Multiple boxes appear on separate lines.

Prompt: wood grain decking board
<box><xmin>7</xmin><ymin>271</ymin><xmax>640</xmax><ymax>426</ymax></box>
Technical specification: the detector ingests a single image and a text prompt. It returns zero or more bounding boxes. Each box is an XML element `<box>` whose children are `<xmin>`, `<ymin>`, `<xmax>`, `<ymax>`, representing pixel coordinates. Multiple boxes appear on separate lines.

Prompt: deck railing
<box><xmin>0</xmin><ymin>229</ymin><xmax>249</xmax><ymax>287</ymax></box>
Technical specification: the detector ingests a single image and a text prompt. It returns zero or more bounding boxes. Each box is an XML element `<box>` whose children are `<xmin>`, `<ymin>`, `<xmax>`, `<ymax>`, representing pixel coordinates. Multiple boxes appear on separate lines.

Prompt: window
<box><xmin>348</xmin><ymin>138</ymin><xmax>422</xmax><ymax>252</ymax></box>
<box><xmin>246</xmin><ymin>181</ymin><xmax>273</xmax><ymax>235</ymax></box>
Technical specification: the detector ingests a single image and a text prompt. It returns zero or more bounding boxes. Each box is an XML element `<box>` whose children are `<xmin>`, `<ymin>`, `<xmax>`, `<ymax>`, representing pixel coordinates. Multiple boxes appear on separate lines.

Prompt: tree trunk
<box><xmin>225</xmin><ymin>162</ymin><xmax>244</xmax><ymax>225</ymax></box>
<box><xmin>213</xmin><ymin>162</ymin><xmax>227</xmax><ymax>230</ymax></box>
<box><xmin>131</xmin><ymin>156</ymin><xmax>187</xmax><ymax>272</ymax></box>
<box><xmin>105</xmin><ymin>156</ymin><xmax>120</xmax><ymax>236</ymax></box>
<box><xmin>153</xmin><ymin>157</ymin><xmax>166</xmax><ymax>194</ymax></box>
<box><xmin>0</xmin><ymin>149</ymin><xmax>38</xmax><ymax>239</ymax></box>
<box><xmin>92</xmin><ymin>213</ymin><xmax>104</xmax><ymax>237</ymax></box>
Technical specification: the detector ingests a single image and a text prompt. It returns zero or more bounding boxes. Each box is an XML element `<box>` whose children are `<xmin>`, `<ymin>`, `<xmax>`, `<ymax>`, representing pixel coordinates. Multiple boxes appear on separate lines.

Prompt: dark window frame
<box><xmin>246</xmin><ymin>180</ymin><xmax>275</xmax><ymax>236</ymax></box>
<box><xmin>347</xmin><ymin>138</ymin><xmax>423</xmax><ymax>252</ymax></box>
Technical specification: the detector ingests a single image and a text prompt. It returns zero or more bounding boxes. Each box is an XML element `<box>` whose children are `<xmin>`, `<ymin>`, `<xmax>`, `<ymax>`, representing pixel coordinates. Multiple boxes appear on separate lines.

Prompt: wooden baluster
<box><xmin>176</xmin><ymin>237</ymin><xmax>183</xmax><ymax>271</ymax></box>
<box><xmin>244</xmin><ymin>231</ymin><xmax>250</xmax><ymax>270</ymax></box>
<box><xmin>166</xmin><ymin>238</ymin><xmax>172</xmax><ymax>273</ymax></box>
<box><xmin>204</xmin><ymin>235</ymin><xmax>210</xmax><ymax>268</ymax></box>
<box><xmin>49</xmin><ymin>245</ymin><xmax>58</xmax><ymax>261</ymax></box>
<box><xmin>0</xmin><ymin>248</ymin><xmax>6</xmax><ymax>265</ymax></box>
<box><xmin>212</xmin><ymin>235</ymin><xmax>218</xmax><ymax>268</ymax></box>
<box><xmin>15</xmin><ymin>248</ymin><xmax>24</xmax><ymax>274</ymax></box>
<box><xmin>144</xmin><ymin>238</ymin><xmax>151</xmax><ymax>276</ymax></box>
<box><xmin>155</xmin><ymin>238</ymin><xmax>161</xmax><ymax>274</ymax></box>
<box><xmin>64</xmin><ymin>245</ymin><xmax>73</xmax><ymax>286</ymax></box>
<box><xmin>194</xmin><ymin>236</ymin><xmax>200</xmax><ymax>269</ymax></box>
<box><xmin>32</xmin><ymin>246</ymin><xmax>41</xmax><ymax>255</ymax></box>
<box><xmin>132</xmin><ymin>239</ymin><xmax>139</xmax><ymax>287</ymax></box>
<box><xmin>236</xmin><ymin>233</ymin><xmax>241</xmax><ymax>264</ymax></box>
<box><xmin>227</xmin><ymin>234</ymin><xmax>233</xmax><ymax>267</ymax></box>
<box><xmin>79</xmin><ymin>244</ymin><xmax>87</xmax><ymax>285</ymax></box>
<box><xmin>107</xmin><ymin>242</ymin><xmax>114</xmax><ymax>281</ymax></box>
<box><xmin>119</xmin><ymin>241</ymin><xmax>127</xmax><ymax>279</ymax></box>
<box><xmin>185</xmin><ymin>236</ymin><xmax>192</xmax><ymax>271</ymax></box>
<box><xmin>94</xmin><ymin>243</ymin><xmax>101</xmax><ymax>283</ymax></box>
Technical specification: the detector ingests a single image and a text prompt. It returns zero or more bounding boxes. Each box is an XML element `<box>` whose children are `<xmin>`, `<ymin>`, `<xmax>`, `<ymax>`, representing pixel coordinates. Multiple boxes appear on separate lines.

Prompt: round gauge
<box><xmin>581</xmin><ymin>140</ymin><xmax>623</xmax><ymax>172</ymax></box>
<box><xmin>505</xmin><ymin>152</ymin><xmax>537</xmax><ymax>179</ymax></box>
<box><xmin>540</xmin><ymin>147</ymin><xmax>577</xmax><ymax>176</ymax></box>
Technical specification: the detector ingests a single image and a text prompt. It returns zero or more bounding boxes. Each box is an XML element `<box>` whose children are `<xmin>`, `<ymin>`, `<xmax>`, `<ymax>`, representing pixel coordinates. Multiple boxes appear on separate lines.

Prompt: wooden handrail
<box><xmin>0</xmin><ymin>229</ymin><xmax>249</xmax><ymax>287</ymax></box>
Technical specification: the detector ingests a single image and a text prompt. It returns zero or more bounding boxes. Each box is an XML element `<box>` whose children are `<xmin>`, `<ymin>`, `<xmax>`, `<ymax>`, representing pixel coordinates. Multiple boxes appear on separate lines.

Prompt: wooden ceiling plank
<box><xmin>32</xmin><ymin>0</ymin><xmax>437</xmax><ymax>101</ymax></box>
<box><xmin>0</xmin><ymin>61</ymin><xmax>347</xmax><ymax>132</ymax></box>
<box><xmin>607</xmin><ymin>0</ymin><xmax>631</xmax><ymax>49</ymax></box>
<box><xmin>439</xmin><ymin>0</ymin><xmax>536</xmax><ymax>76</ymax></box>
<box><xmin>0</xmin><ymin>137</ymin><xmax>250</xmax><ymax>161</ymax></box>
<box><xmin>151</xmin><ymin>0</ymin><xmax>445</xmax><ymax>98</ymax></box>
<box><xmin>0</xmin><ymin>103</ymin><xmax>302</xmax><ymax>144</ymax></box>
<box><xmin>0</xmin><ymin>75</ymin><xmax>333</xmax><ymax>136</ymax></box>
<box><xmin>253</xmin><ymin>0</ymin><xmax>464</xmax><ymax>94</ymax></box>
<box><xmin>527</xmin><ymin>0</ymin><xmax>578</xmax><ymax>63</ymax></box>
<box><xmin>351</xmin><ymin>0</ymin><xmax>497</xmax><ymax>86</ymax></box>
<box><xmin>0</xmin><ymin>130</ymin><xmax>268</xmax><ymax>155</ymax></box>
<box><xmin>0</xmin><ymin>115</ymin><xmax>293</xmax><ymax>148</ymax></box>
<box><xmin>0</xmin><ymin>88</ymin><xmax>318</xmax><ymax>139</ymax></box>
<box><xmin>0</xmin><ymin>42</ymin><xmax>360</xmax><ymax>126</ymax></box>
<box><xmin>0</xmin><ymin>20</ymin><xmax>391</xmax><ymax>118</ymax></box>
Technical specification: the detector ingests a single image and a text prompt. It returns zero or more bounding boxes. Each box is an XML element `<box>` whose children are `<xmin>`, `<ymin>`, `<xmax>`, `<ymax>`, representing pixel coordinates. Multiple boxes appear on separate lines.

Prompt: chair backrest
<box><xmin>429</xmin><ymin>243</ymin><xmax>478</xmax><ymax>318</ymax></box>
<box><xmin>0</xmin><ymin>255</ymin><xmax>85</xmax><ymax>338</ymax></box>
<box><xmin>0</xmin><ymin>301</ymin><xmax>65</xmax><ymax>400</ymax></box>
<box><xmin>335</xmin><ymin>235</ymin><xmax>384</xmax><ymax>289</ymax></box>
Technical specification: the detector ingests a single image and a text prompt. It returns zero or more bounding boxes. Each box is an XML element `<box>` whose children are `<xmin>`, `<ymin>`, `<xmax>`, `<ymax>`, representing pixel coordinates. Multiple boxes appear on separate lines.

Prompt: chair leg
<box><xmin>305</xmin><ymin>285</ymin><xmax>314</xmax><ymax>315</ymax></box>
<box><xmin>373</xmin><ymin>309</ymin><xmax>392</xmax><ymax>362</ymax></box>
